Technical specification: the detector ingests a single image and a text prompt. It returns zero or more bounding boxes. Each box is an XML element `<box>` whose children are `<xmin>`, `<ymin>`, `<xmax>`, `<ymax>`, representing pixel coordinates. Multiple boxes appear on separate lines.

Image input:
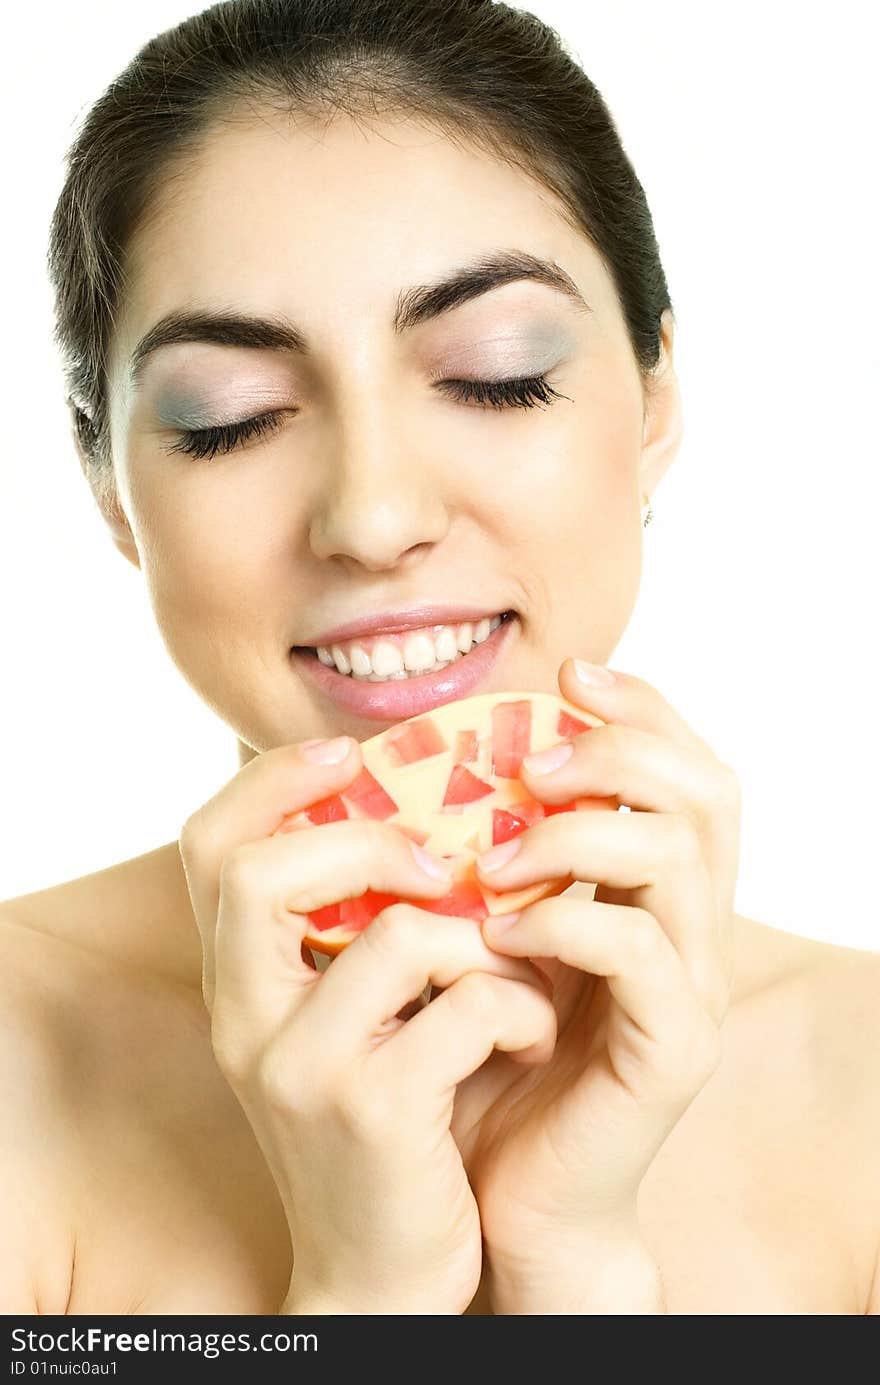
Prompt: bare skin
<box><xmin>4</xmin><ymin>107</ymin><xmax>878</xmax><ymax>1314</ymax></box>
<box><xmin>1</xmin><ymin>850</ymin><xmax>878</xmax><ymax>1314</ymax></box>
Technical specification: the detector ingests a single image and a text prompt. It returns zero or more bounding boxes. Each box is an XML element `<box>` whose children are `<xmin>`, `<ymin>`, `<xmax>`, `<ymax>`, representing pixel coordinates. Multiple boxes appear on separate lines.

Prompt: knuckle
<box><xmin>586</xmin><ymin>723</ymin><xmax>623</xmax><ymax>775</ymax></box>
<box><xmin>624</xmin><ymin>909</ymin><xmax>661</xmax><ymax>968</ymax></box>
<box><xmin>218</xmin><ymin>843</ymin><xmax>262</xmax><ymax>900</ymax></box>
<box><xmin>178</xmin><ymin>806</ymin><xmax>209</xmax><ymax>864</ymax></box>
<box><xmin>364</xmin><ymin>902</ymin><xmax>421</xmax><ymax>954</ymax></box>
<box><xmin>346</xmin><ymin>815</ymin><xmax>383</xmax><ymax>847</ymax></box>
<box><xmin>210</xmin><ymin>1010</ymin><xmax>258</xmax><ymax>1085</ymax></box>
<box><xmin>372</xmin><ymin>817</ymin><xmax>401</xmax><ymax>849</ymax></box>
<box><xmin>256</xmin><ymin>1047</ymin><xmax>294</xmax><ymax>1113</ymax></box>
<box><xmin>447</xmin><ymin>970</ymin><xmax>501</xmax><ymax>1016</ymax></box>
<box><xmin>255</xmin><ymin>1038</ymin><xmax>313</xmax><ymax>1117</ymax></box>
<box><xmin>379</xmin><ymin>819</ymin><xmax>422</xmax><ymax>868</ymax></box>
<box><xmin>598</xmin><ymin>722</ymin><xmax>627</xmax><ymax>755</ymax></box>
<box><xmin>665</xmin><ymin>813</ymin><xmax>703</xmax><ymax>869</ymax></box>
<box><xmin>257</xmin><ymin>743</ymin><xmax>302</xmax><ymax>778</ymax></box>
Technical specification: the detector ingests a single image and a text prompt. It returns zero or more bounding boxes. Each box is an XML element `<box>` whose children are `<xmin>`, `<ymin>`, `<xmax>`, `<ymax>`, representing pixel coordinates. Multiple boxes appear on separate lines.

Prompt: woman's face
<box><xmin>104</xmin><ymin>109</ymin><xmax>680</xmax><ymax>757</ymax></box>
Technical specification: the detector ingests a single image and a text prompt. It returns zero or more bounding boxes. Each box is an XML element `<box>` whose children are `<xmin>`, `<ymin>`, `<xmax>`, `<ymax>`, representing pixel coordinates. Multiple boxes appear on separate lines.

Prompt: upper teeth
<box><xmin>315</xmin><ymin>614</ymin><xmax>505</xmax><ymax>678</ymax></box>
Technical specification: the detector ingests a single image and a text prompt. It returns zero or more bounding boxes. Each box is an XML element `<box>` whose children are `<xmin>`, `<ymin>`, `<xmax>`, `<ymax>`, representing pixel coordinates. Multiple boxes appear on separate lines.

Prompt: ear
<box><xmin>71</xmin><ymin>421</ymin><xmax>141</xmax><ymax>571</ymax></box>
<box><xmin>638</xmin><ymin>308</ymin><xmax>683</xmax><ymax>504</ymax></box>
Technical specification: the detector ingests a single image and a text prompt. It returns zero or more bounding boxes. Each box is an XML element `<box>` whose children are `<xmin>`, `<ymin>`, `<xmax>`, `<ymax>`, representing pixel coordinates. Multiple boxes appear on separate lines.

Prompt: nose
<box><xmin>308</xmin><ymin>390</ymin><xmax>451</xmax><ymax>571</ymax></box>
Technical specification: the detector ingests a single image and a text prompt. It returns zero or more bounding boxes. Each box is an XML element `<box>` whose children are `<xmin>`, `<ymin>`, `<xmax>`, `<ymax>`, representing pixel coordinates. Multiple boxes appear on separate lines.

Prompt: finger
<box><xmin>520</xmin><ymin>722</ymin><xmax>731</xmax><ymax>823</ymax></box>
<box><xmin>482</xmin><ymin>897</ymin><xmax>715</xmax><ymax>1055</ymax></box>
<box><xmin>179</xmin><ymin>737</ymin><xmax>364</xmax><ymax>936</ymax></box>
<box><xmin>558</xmin><ymin>658</ymin><xmax>719</xmax><ymax>759</ymax></box>
<box><xmin>518</xmin><ymin>721</ymin><xmax>742</xmax><ymax>933</ymax></box>
<box><xmin>211</xmin><ymin>819</ymin><xmax>454</xmax><ymax>1033</ymax></box>
<box><xmin>305</xmin><ymin>906</ymin><xmax>552</xmax><ymax>1060</ymax></box>
<box><xmin>476</xmin><ymin>809</ymin><xmax>727</xmax><ymax>1021</ymax></box>
<box><xmin>369</xmin><ymin>972</ymin><xmax>558</xmax><ymax>1098</ymax></box>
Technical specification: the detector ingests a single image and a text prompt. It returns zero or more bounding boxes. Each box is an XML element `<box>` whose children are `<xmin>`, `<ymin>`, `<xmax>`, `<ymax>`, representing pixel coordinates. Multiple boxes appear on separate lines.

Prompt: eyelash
<box><xmin>165</xmin><ymin>374</ymin><xmax>565</xmax><ymax>461</ymax></box>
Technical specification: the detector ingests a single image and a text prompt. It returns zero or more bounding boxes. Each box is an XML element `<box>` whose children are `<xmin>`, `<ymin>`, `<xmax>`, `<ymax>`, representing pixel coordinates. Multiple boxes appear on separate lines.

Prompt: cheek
<box><xmin>130</xmin><ymin>481</ymin><xmax>289</xmax><ymax>745</ymax></box>
<box><xmin>509</xmin><ymin>384</ymin><xmax>640</xmax><ymax>543</ymax></box>
<box><xmin>128</xmin><ymin>469</ymin><xmax>281</xmax><ymax>646</ymax></box>
<box><xmin>506</xmin><ymin>372</ymin><xmax>644</xmax><ymax>654</ymax></box>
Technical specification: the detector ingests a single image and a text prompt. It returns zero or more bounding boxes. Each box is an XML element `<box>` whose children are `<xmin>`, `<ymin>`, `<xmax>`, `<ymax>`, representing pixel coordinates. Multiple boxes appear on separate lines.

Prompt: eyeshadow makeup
<box><xmin>152</xmin><ymin>380</ymin><xmax>291</xmax><ymax>429</ymax></box>
<box><xmin>154</xmin><ymin>391</ymin><xmax>220</xmax><ymax>431</ymax></box>
<box><xmin>432</xmin><ymin>320</ymin><xmax>575</xmax><ymax>380</ymax></box>
<box><xmin>147</xmin><ymin>311</ymin><xmax>577</xmax><ymax>433</ymax></box>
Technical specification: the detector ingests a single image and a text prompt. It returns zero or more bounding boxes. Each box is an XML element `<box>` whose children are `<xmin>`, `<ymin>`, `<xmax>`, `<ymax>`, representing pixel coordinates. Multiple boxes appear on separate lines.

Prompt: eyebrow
<box><xmin>128</xmin><ymin>250</ymin><xmax>591</xmax><ymax>389</ymax></box>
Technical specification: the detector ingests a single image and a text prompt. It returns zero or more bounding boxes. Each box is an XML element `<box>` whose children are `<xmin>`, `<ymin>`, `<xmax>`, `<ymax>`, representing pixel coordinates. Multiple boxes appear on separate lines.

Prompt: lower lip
<box><xmin>291</xmin><ymin>613</ymin><xmax>517</xmax><ymax>721</ymax></box>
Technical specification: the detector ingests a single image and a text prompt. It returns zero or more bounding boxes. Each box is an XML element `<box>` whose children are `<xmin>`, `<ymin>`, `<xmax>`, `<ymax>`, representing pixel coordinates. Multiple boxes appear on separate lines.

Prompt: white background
<box><xmin>1</xmin><ymin>1</ymin><xmax>877</xmax><ymax>950</ymax></box>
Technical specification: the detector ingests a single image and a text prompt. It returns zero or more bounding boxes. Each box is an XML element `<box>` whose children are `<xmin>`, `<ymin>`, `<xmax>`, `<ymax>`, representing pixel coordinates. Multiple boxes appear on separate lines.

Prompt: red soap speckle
<box><xmin>343</xmin><ymin>765</ymin><xmax>399</xmax><ymax>819</ymax></box>
<box><xmin>491</xmin><ymin>700</ymin><xmax>533</xmax><ymax>778</ymax></box>
<box><xmin>305</xmin><ymin>794</ymin><xmax>349</xmax><ymax>826</ymax></box>
<box><xmin>557</xmin><ymin>710</ymin><xmax>592</xmax><ymax>739</ymax></box>
<box><xmin>492</xmin><ymin>802</ymin><xmax>546</xmax><ymax>845</ymax></box>
<box><xmin>419</xmin><ymin>878</ymin><xmax>489</xmax><ymax>922</ymax></box>
<box><xmin>307</xmin><ymin>901</ymin><xmax>341</xmax><ymax>932</ymax></box>
<box><xmin>384</xmin><ymin>715</ymin><xmax>448</xmax><ymax>767</ymax></box>
<box><xmin>308</xmin><ymin>888</ymin><xmax>400</xmax><ymax>935</ymax></box>
<box><xmin>442</xmin><ymin>763</ymin><xmax>495</xmax><ymax>808</ymax></box>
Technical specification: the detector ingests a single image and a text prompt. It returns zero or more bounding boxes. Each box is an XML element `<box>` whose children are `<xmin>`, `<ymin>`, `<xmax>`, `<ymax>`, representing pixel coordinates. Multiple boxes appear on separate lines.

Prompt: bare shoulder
<box><xmin>732</xmin><ymin>914</ymin><xmax>880</xmax><ymax>1297</ymax></box>
<box><xmin>733</xmin><ymin>910</ymin><xmax>880</xmax><ymax>1027</ymax></box>
<box><xmin>0</xmin><ymin>842</ymin><xmax>203</xmax><ymax>986</ymax></box>
<box><xmin>0</xmin><ymin>879</ymin><xmax>289</xmax><ymax>1316</ymax></box>
<box><xmin>732</xmin><ymin>912</ymin><xmax>880</xmax><ymax>1093</ymax></box>
<box><xmin>637</xmin><ymin>913</ymin><xmax>880</xmax><ymax>1312</ymax></box>
<box><xmin>776</xmin><ymin>919</ymin><xmax>880</xmax><ymax>1159</ymax></box>
<box><xmin>0</xmin><ymin>913</ymin><xmax>88</xmax><ymax>1312</ymax></box>
<box><xmin>0</xmin><ymin>850</ymin><xmax>205</xmax><ymax>1315</ymax></box>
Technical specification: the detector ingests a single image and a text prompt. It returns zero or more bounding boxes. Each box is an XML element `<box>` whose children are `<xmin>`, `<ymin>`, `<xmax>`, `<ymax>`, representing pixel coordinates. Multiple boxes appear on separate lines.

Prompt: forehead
<box><xmin>106</xmin><ymin>115</ymin><xmax>636</xmax><ymax>424</ymax></box>
<box><xmin>117</xmin><ymin>110</ymin><xmax>612</xmax><ymax>335</ymax></box>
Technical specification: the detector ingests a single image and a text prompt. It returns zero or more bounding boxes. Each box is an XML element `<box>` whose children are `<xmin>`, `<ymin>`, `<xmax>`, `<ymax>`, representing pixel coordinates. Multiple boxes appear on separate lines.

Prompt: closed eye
<box><xmin>164</xmin><ymin>410</ymin><xmax>285</xmax><ymax>462</ymax></box>
<box><xmin>437</xmin><ymin>374</ymin><xmax>565</xmax><ymax>410</ymax></box>
<box><xmin>164</xmin><ymin>373</ymin><xmax>566</xmax><ymax>461</ymax></box>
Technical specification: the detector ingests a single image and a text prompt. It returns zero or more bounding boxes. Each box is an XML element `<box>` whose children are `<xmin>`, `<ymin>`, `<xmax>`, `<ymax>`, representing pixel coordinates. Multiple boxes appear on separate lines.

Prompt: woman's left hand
<box><xmin>450</xmin><ymin>657</ymin><xmax>742</xmax><ymax>1312</ymax></box>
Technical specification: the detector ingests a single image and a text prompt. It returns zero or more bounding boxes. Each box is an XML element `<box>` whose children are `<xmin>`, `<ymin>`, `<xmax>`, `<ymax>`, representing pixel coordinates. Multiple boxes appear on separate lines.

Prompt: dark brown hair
<box><xmin>47</xmin><ymin>0</ymin><xmax>673</xmax><ymax>512</ymax></box>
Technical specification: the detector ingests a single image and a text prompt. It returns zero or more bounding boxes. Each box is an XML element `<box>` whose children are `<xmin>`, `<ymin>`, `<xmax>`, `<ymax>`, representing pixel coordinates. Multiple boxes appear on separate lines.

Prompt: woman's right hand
<box><xmin>178</xmin><ymin>736</ymin><xmax>557</xmax><ymax>1316</ymax></box>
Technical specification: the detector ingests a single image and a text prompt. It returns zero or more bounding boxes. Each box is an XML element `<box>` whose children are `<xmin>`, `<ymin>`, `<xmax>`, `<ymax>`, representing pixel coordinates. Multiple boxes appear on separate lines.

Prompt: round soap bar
<box><xmin>275</xmin><ymin>691</ymin><xmax>613</xmax><ymax>955</ymax></box>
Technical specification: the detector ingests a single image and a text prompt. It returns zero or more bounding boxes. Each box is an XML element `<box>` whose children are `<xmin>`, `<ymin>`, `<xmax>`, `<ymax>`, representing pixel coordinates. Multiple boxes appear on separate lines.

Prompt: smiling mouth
<box><xmin>293</xmin><ymin>610</ymin><xmax>516</xmax><ymax>682</ymax></box>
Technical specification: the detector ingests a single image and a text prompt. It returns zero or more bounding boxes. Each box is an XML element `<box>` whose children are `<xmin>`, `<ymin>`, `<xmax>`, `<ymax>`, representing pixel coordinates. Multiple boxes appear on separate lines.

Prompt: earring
<box><xmin>642</xmin><ymin>494</ymin><xmax>654</xmax><ymax>528</ymax></box>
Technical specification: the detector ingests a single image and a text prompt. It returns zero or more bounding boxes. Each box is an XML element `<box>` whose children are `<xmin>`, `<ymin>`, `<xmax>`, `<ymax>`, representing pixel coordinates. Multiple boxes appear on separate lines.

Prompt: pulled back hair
<box><xmin>47</xmin><ymin>0</ymin><xmax>673</xmax><ymax>513</ymax></box>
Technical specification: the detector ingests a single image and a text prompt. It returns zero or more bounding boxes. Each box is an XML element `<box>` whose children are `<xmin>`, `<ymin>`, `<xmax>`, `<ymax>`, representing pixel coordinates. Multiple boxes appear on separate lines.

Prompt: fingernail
<box><xmin>484</xmin><ymin>911</ymin><xmax>521</xmax><ymax>935</ymax></box>
<box><xmin>410</xmin><ymin>841</ymin><xmax>451</xmax><ymax>879</ymax></box>
<box><xmin>477</xmin><ymin>837</ymin><xmax>522</xmax><ymax>872</ymax></box>
<box><xmin>574</xmin><ymin>659</ymin><xmax>616</xmax><ymax>687</ymax></box>
<box><xmin>522</xmin><ymin>741</ymin><xmax>574</xmax><ymax>775</ymax></box>
<box><xmin>300</xmin><ymin>735</ymin><xmax>352</xmax><ymax>764</ymax></box>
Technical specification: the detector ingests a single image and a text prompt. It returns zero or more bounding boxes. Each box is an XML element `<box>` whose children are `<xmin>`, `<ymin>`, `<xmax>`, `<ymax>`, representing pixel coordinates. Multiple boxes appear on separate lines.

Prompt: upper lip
<box><xmin>295</xmin><ymin>605</ymin><xmax>512</xmax><ymax>648</ymax></box>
